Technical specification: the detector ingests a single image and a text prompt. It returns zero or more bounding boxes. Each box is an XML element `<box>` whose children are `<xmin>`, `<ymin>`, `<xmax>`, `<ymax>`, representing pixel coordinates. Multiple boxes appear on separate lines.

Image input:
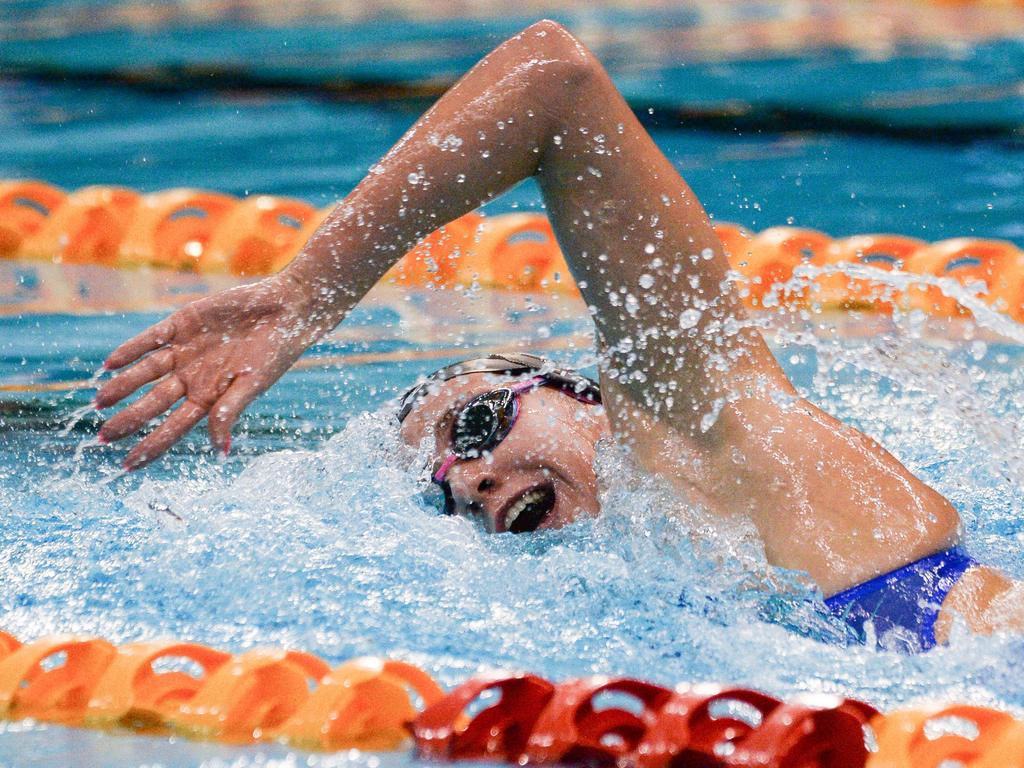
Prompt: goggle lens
<box><xmin>451</xmin><ymin>389</ymin><xmax>517</xmax><ymax>457</ymax></box>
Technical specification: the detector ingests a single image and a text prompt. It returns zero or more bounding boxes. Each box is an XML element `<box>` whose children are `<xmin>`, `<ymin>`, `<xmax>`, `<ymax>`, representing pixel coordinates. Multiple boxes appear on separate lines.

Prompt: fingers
<box><xmin>97</xmin><ymin>376</ymin><xmax>185</xmax><ymax>444</ymax></box>
<box><xmin>123</xmin><ymin>399</ymin><xmax>207</xmax><ymax>471</ymax></box>
<box><xmin>208</xmin><ymin>376</ymin><xmax>262</xmax><ymax>454</ymax></box>
<box><xmin>95</xmin><ymin>348</ymin><xmax>175</xmax><ymax>409</ymax></box>
<box><xmin>104</xmin><ymin>317</ymin><xmax>175</xmax><ymax>371</ymax></box>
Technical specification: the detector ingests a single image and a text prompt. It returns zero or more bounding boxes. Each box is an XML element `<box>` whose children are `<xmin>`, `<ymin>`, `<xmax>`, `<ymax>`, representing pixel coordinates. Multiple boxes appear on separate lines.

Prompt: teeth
<box><xmin>505</xmin><ymin>489</ymin><xmax>547</xmax><ymax>530</ymax></box>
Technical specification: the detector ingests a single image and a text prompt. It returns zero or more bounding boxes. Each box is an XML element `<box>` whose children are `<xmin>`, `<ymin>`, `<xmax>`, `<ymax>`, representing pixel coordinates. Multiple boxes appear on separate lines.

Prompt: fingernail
<box><xmin>221</xmin><ymin>437</ymin><xmax>231</xmax><ymax>457</ymax></box>
<box><xmin>96</xmin><ymin>434</ymin><xmax>108</xmax><ymax>446</ymax></box>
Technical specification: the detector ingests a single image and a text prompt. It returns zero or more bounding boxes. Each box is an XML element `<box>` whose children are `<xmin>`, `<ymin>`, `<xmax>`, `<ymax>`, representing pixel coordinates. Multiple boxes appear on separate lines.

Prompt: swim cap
<box><xmin>396</xmin><ymin>352</ymin><xmax>601</xmax><ymax>423</ymax></box>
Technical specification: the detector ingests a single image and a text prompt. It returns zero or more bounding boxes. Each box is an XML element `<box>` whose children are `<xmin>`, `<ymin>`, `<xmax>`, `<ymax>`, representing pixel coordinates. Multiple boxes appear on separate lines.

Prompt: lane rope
<box><xmin>1</xmin><ymin>629</ymin><xmax>1023</xmax><ymax>764</ymax></box>
<box><xmin>3</xmin><ymin>180</ymin><xmax>1024</xmax><ymax>322</ymax></box>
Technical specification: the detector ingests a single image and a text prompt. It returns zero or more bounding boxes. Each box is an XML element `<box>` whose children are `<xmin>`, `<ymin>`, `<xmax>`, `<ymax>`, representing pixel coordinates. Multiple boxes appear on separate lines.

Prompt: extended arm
<box><xmin>287</xmin><ymin>20</ymin><xmax>785</xmax><ymax>430</ymax></box>
<box><xmin>99</xmin><ymin>20</ymin><xmax>781</xmax><ymax>466</ymax></box>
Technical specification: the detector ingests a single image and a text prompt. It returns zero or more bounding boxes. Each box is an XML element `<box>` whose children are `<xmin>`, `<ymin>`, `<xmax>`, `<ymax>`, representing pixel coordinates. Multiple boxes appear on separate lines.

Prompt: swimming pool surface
<box><xmin>4</xmin><ymin>3</ymin><xmax>1024</xmax><ymax>766</ymax></box>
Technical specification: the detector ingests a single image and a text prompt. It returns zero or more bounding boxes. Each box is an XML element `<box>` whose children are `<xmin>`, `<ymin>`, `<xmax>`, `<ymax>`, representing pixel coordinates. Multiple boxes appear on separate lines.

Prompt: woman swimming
<box><xmin>94</xmin><ymin>21</ymin><xmax>1023</xmax><ymax>651</ymax></box>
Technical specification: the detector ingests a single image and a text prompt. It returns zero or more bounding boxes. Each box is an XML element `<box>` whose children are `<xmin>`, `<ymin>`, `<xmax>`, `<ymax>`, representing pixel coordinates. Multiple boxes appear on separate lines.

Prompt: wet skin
<box><xmin>399</xmin><ymin>372</ymin><xmax>609</xmax><ymax>534</ymax></box>
<box><xmin>99</xmin><ymin>20</ymin><xmax>1022</xmax><ymax>639</ymax></box>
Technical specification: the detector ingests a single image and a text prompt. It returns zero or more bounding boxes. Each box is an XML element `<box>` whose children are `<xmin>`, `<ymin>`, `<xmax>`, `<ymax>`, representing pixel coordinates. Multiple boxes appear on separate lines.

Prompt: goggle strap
<box><xmin>433</xmin><ymin>453</ymin><xmax>459</xmax><ymax>483</ymax></box>
<box><xmin>507</xmin><ymin>375</ymin><xmax>546</xmax><ymax>394</ymax></box>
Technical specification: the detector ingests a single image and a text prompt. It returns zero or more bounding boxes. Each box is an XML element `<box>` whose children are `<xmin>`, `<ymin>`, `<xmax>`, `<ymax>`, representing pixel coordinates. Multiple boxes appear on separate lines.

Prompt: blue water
<box><xmin>6</xmin><ymin>2</ymin><xmax>1024</xmax><ymax>131</ymax></box>
<box><xmin>4</xmin><ymin>294</ymin><xmax>1024</xmax><ymax>767</ymax></box>
<box><xmin>5</xmin><ymin>7</ymin><xmax>1024</xmax><ymax>767</ymax></box>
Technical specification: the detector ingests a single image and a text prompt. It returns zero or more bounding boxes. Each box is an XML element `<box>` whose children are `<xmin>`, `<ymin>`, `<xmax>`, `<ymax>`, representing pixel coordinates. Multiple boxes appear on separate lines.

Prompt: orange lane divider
<box><xmin>383</xmin><ymin>211</ymin><xmax>485</xmax><ymax>288</ymax></box>
<box><xmin>2</xmin><ymin>630</ymin><xmax>1024</xmax><ymax>763</ymax></box>
<box><xmin>0</xmin><ymin>636</ymin><xmax>118</xmax><ymax>726</ymax></box>
<box><xmin>904</xmin><ymin>237</ymin><xmax>1024</xmax><ymax>322</ymax></box>
<box><xmin>0</xmin><ymin>631</ymin><xmax>21</xmax><ymax>659</ymax></box>
<box><xmin>730</xmin><ymin>225</ymin><xmax>834</xmax><ymax>309</ymax></box>
<box><xmin>469</xmin><ymin>213</ymin><xmax>572</xmax><ymax>293</ymax></box>
<box><xmin>18</xmin><ymin>186</ymin><xmax>141</xmax><ymax>267</ymax></box>
<box><xmin>0</xmin><ymin>180</ymin><xmax>67</xmax><ymax>258</ymax></box>
<box><xmin>0</xmin><ymin>630</ymin><xmax>440</xmax><ymax>751</ymax></box>
<box><xmin>200</xmin><ymin>196</ymin><xmax>322</xmax><ymax>277</ymax></box>
<box><xmin>870</xmin><ymin>705</ymin><xmax>1024</xmax><ymax>768</ymax></box>
<box><xmin>118</xmin><ymin>189</ymin><xmax>238</xmax><ymax>271</ymax></box>
<box><xmin>275</xmin><ymin>657</ymin><xmax>445</xmax><ymax>751</ymax></box>
<box><xmin>172</xmin><ymin>649</ymin><xmax>331</xmax><ymax>743</ymax></box>
<box><xmin>83</xmin><ymin>641</ymin><xmax>231</xmax><ymax>732</ymax></box>
<box><xmin>4</xmin><ymin>178</ymin><xmax>1024</xmax><ymax>323</ymax></box>
<box><xmin>812</xmin><ymin>234</ymin><xmax>927</xmax><ymax>312</ymax></box>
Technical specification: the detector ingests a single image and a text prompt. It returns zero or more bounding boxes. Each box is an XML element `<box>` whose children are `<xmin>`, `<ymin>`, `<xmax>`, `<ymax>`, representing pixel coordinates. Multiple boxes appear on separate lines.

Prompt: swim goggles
<box><xmin>396</xmin><ymin>352</ymin><xmax>600</xmax><ymax>424</ymax></box>
<box><xmin>399</xmin><ymin>353</ymin><xmax>601</xmax><ymax>518</ymax></box>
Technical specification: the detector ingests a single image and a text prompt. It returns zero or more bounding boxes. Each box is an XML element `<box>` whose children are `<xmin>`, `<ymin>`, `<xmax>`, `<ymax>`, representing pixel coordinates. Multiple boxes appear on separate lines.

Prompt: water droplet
<box><xmin>639</xmin><ymin>274</ymin><xmax>655</xmax><ymax>289</ymax></box>
<box><xmin>679</xmin><ymin>308</ymin><xmax>701</xmax><ymax>329</ymax></box>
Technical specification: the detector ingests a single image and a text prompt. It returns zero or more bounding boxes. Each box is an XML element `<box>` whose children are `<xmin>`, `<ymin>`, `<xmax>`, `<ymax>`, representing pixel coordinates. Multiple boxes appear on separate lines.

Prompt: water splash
<box><xmin>4</xmin><ymin>281</ymin><xmax>1024</xmax><ymax>766</ymax></box>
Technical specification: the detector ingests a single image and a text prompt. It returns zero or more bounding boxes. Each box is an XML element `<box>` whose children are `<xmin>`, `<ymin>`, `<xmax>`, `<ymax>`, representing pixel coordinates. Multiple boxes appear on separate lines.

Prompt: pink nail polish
<box><xmin>96</xmin><ymin>434</ymin><xmax>108</xmax><ymax>446</ymax></box>
<box><xmin>222</xmin><ymin>437</ymin><xmax>232</xmax><ymax>457</ymax></box>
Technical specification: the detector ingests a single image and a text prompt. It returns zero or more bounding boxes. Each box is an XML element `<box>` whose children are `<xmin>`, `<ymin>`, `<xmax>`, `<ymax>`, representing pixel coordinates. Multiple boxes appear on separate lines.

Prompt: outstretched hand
<box><xmin>95</xmin><ymin>274</ymin><xmax>323</xmax><ymax>469</ymax></box>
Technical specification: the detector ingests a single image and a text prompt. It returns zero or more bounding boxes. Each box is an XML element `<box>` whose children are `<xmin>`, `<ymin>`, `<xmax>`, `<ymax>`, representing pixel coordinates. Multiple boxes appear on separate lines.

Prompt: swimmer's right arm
<box><xmin>100</xmin><ymin>19</ymin><xmax>775</xmax><ymax>468</ymax></box>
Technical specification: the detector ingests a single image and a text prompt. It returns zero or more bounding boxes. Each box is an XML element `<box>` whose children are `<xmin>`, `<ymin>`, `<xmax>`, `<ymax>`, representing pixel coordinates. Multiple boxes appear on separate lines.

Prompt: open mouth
<box><xmin>503</xmin><ymin>483</ymin><xmax>556</xmax><ymax>534</ymax></box>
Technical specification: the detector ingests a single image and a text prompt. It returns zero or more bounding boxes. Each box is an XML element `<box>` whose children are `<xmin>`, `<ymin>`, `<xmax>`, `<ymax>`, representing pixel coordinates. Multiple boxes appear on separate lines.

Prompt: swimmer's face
<box><xmin>400</xmin><ymin>373</ymin><xmax>610</xmax><ymax>533</ymax></box>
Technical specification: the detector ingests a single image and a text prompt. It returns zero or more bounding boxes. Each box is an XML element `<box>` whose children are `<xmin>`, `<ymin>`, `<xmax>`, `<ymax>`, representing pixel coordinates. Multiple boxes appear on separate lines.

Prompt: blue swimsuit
<box><xmin>824</xmin><ymin>547</ymin><xmax>977</xmax><ymax>653</ymax></box>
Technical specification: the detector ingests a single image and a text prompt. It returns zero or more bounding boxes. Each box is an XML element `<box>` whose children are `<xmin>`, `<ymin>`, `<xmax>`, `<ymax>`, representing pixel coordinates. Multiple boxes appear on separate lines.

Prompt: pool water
<box><xmin>4</xmin><ymin>289</ymin><xmax>1024</xmax><ymax>766</ymax></box>
<box><xmin>5</xmin><ymin>4</ymin><xmax>1024</xmax><ymax>766</ymax></box>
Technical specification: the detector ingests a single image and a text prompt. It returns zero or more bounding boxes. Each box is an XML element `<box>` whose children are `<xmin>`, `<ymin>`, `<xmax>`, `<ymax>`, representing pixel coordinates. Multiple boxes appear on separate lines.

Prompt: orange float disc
<box><xmin>714</xmin><ymin>221</ymin><xmax>753</xmax><ymax>263</ymax></box>
<box><xmin>471</xmin><ymin>213</ymin><xmax>573</xmax><ymax>293</ymax></box>
<box><xmin>84</xmin><ymin>641</ymin><xmax>231</xmax><ymax>732</ymax></box>
<box><xmin>812</xmin><ymin>234</ymin><xmax>926</xmax><ymax>312</ymax></box>
<box><xmin>0</xmin><ymin>636</ymin><xmax>117</xmax><ymax>725</ymax></box>
<box><xmin>0</xmin><ymin>632</ymin><xmax>21</xmax><ymax>664</ymax></box>
<box><xmin>266</xmin><ymin>205</ymin><xmax>334</xmax><ymax>275</ymax></box>
<box><xmin>118</xmin><ymin>188</ymin><xmax>238</xmax><ymax>271</ymax></box>
<box><xmin>200</xmin><ymin>195</ymin><xmax>318</xmax><ymax>276</ymax></box>
<box><xmin>172</xmin><ymin>648</ymin><xmax>329</xmax><ymax>743</ymax></box>
<box><xmin>18</xmin><ymin>186</ymin><xmax>140</xmax><ymax>266</ymax></box>
<box><xmin>275</xmin><ymin>657</ymin><xmax>443</xmax><ymax>751</ymax></box>
<box><xmin>384</xmin><ymin>211</ymin><xmax>484</xmax><ymax>289</ymax></box>
<box><xmin>0</xmin><ymin>180</ymin><xmax>66</xmax><ymax>258</ymax></box>
<box><xmin>904</xmin><ymin>238</ymin><xmax>1024</xmax><ymax>321</ymax></box>
<box><xmin>869</xmin><ymin>705</ymin><xmax>1024</xmax><ymax>768</ymax></box>
<box><xmin>737</xmin><ymin>226</ymin><xmax>833</xmax><ymax>308</ymax></box>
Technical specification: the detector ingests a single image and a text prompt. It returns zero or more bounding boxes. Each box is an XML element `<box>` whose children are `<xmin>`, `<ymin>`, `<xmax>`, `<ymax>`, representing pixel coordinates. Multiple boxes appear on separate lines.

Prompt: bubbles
<box><xmin>5</xmin><ymin>292</ymin><xmax>1024</xmax><ymax>759</ymax></box>
<box><xmin>638</xmin><ymin>274</ymin><xmax>655</xmax><ymax>290</ymax></box>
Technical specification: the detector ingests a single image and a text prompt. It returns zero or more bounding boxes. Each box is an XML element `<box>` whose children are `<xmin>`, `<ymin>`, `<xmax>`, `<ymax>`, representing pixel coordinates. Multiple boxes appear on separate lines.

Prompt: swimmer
<box><xmin>95</xmin><ymin>21</ymin><xmax>1024</xmax><ymax>651</ymax></box>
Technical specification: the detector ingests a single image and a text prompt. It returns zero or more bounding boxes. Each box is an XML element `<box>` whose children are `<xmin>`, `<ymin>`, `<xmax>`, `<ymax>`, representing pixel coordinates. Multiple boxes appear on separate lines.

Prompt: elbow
<box><xmin>516</xmin><ymin>19</ymin><xmax>599</xmax><ymax>87</ymax></box>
